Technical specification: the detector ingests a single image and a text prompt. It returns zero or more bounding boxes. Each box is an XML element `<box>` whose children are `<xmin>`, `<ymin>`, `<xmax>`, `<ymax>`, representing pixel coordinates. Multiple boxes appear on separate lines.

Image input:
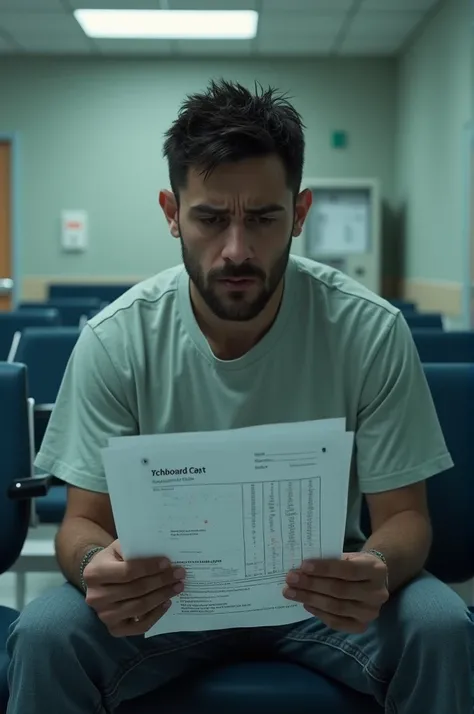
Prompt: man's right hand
<box><xmin>83</xmin><ymin>540</ymin><xmax>185</xmax><ymax>637</ymax></box>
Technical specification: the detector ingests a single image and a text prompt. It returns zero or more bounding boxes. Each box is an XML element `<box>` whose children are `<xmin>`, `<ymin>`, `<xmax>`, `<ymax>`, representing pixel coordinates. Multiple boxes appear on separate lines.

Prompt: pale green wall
<box><xmin>396</xmin><ymin>0</ymin><xmax>471</xmax><ymax>283</ymax></box>
<box><xmin>0</xmin><ymin>57</ymin><xmax>397</xmax><ymax>279</ymax></box>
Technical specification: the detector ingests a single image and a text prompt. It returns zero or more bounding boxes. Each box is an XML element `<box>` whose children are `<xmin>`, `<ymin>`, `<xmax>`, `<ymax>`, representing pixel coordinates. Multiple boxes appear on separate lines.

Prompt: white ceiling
<box><xmin>0</xmin><ymin>0</ymin><xmax>442</xmax><ymax>57</ymax></box>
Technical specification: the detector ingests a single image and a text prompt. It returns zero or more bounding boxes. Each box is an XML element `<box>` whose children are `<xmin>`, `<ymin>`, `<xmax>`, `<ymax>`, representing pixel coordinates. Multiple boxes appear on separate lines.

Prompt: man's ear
<box><xmin>292</xmin><ymin>188</ymin><xmax>312</xmax><ymax>238</ymax></box>
<box><xmin>159</xmin><ymin>190</ymin><xmax>180</xmax><ymax>238</ymax></box>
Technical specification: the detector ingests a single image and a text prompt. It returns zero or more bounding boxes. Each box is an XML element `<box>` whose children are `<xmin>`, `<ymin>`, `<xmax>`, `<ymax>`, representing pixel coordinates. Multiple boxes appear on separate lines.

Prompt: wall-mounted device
<box><xmin>302</xmin><ymin>178</ymin><xmax>381</xmax><ymax>295</ymax></box>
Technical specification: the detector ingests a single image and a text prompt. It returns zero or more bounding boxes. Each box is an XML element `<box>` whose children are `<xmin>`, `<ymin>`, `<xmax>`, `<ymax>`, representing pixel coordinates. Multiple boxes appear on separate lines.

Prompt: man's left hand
<box><xmin>283</xmin><ymin>552</ymin><xmax>389</xmax><ymax>634</ymax></box>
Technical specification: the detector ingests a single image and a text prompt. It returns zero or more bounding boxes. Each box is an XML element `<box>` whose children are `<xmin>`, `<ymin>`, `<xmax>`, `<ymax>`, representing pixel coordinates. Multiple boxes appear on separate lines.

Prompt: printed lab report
<box><xmin>102</xmin><ymin>420</ymin><xmax>353</xmax><ymax>637</ymax></box>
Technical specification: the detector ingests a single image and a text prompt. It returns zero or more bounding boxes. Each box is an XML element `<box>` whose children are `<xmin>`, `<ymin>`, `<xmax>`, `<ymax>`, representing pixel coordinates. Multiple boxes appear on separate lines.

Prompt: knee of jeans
<box><xmin>406</xmin><ymin>588</ymin><xmax>473</xmax><ymax>649</ymax></box>
<box><xmin>7</xmin><ymin>584</ymin><xmax>96</xmax><ymax>657</ymax></box>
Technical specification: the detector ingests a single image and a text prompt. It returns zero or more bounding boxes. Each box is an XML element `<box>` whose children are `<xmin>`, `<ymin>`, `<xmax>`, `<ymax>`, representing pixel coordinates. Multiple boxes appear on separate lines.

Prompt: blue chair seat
<box><xmin>117</xmin><ymin>662</ymin><xmax>381</xmax><ymax>714</ymax></box>
<box><xmin>0</xmin><ymin>607</ymin><xmax>19</xmax><ymax>712</ymax></box>
<box><xmin>35</xmin><ymin>486</ymin><xmax>67</xmax><ymax>524</ymax></box>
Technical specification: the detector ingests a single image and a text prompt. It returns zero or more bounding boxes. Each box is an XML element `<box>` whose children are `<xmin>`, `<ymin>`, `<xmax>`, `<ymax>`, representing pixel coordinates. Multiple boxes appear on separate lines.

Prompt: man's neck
<box><xmin>189</xmin><ymin>282</ymin><xmax>284</xmax><ymax>361</ymax></box>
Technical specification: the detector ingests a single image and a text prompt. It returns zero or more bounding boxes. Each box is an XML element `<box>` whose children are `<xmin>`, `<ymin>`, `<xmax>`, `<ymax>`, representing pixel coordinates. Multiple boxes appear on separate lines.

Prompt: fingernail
<box><xmin>287</xmin><ymin>572</ymin><xmax>299</xmax><ymax>584</ymax></box>
<box><xmin>173</xmin><ymin>582</ymin><xmax>184</xmax><ymax>593</ymax></box>
<box><xmin>159</xmin><ymin>558</ymin><xmax>170</xmax><ymax>569</ymax></box>
<box><xmin>302</xmin><ymin>561</ymin><xmax>315</xmax><ymax>573</ymax></box>
<box><xmin>173</xmin><ymin>567</ymin><xmax>186</xmax><ymax>580</ymax></box>
<box><xmin>164</xmin><ymin>600</ymin><xmax>172</xmax><ymax>609</ymax></box>
<box><xmin>284</xmin><ymin>588</ymin><xmax>296</xmax><ymax>599</ymax></box>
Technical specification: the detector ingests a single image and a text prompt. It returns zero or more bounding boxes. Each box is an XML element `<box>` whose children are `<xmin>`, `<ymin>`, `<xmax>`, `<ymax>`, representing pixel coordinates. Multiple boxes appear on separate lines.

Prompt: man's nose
<box><xmin>220</xmin><ymin>223</ymin><xmax>253</xmax><ymax>264</ymax></box>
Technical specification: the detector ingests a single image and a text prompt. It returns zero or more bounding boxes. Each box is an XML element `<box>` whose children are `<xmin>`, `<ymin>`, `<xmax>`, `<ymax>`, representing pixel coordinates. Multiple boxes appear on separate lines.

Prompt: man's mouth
<box><xmin>218</xmin><ymin>277</ymin><xmax>258</xmax><ymax>287</ymax></box>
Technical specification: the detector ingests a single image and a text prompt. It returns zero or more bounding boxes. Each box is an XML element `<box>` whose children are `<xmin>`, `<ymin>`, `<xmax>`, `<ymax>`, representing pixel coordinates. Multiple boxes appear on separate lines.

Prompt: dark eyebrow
<box><xmin>246</xmin><ymin>204</ymin><xmax>286</xmax><ymax>216</ymax></box>
<box><xmin>189</xmin><ymin>205</ymin><xmax>228</xmax><ymax>216</ymax></box>
<box><xmin>189</xmin><ymin>204</ymin><xmax>286</xmax><ymax>216</ymax></box>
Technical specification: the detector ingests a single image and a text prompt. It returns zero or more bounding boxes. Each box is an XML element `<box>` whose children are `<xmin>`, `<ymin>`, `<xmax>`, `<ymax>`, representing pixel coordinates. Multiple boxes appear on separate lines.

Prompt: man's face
<box><xmin>161</xmin><ymin>155</ymin><xmax>311</xmax><ymax>322</ymax></box>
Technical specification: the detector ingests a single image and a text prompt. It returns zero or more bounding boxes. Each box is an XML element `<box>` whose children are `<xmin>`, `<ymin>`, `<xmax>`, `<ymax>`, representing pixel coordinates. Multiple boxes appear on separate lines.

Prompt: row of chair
<box><xmin>19</xmin><ymin>298</ymin><xmax>105</xmax><ymax>327</ymax></box>
<box><xmin>0</xmin><ymin>299</ymin><xmax>107</xmax><ymax>359</ymax></box>
<box><xmin>0</xmin><ymin>306</ymin><xmax>444</xmax><ymax>364</ymax></box>
<box><xmin>48</xmin><ymin>283</ymin><xmax>132</xmax><ymax>303</ymax></box>
<box><xmin>2</xmin><ymin>359</ymin><xmax>474</xmax><ymax>713</ymax></box>
<box><xmin>27</xmin><ymin>289</ymin><xmax>420</xmax><ymax>319</ymax></box>
<box><xmin>49</xmin><ymin>287</ymin><xmax>414</xmax><ymax>312</ymax></box>
<box><xmin>0</xmin><ymin>311</ymin><xmax>60</xmax><ymax>361</ymax></box>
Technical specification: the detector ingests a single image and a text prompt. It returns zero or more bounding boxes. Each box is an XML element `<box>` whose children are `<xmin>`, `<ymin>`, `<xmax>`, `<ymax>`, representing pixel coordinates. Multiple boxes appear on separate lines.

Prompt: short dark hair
<box><xmin>163</xmin><ymin>79</ymin><xmax>305</xmax><ymax>199</ymax></box>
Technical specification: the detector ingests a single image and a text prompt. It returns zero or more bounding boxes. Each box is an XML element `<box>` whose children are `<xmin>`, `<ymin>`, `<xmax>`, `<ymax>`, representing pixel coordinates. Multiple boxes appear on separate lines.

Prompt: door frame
<box><xmin>461</xmin><ymin>121</ymin><xmax>473</xmax><ymax>329</ymax></box>
<box><xmin>0</xmin><ymin>132</ymin><xmax>21</xmax><ymax>308</ymax></box>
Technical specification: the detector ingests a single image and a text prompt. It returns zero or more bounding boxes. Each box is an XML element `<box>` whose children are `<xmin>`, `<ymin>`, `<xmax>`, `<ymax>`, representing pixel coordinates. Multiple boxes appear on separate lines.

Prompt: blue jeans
<box><xmin>6</xmin><ymin>571</ymin><xmax>474</xmax><ymax>713</ymax></box>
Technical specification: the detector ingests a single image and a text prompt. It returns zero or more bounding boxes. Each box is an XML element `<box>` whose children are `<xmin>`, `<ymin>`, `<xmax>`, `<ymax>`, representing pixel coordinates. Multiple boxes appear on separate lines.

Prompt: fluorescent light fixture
<box><xmin>74</xmin><ymin>9</ymin><xmax>259</xmax><ymax>40</ymax></box>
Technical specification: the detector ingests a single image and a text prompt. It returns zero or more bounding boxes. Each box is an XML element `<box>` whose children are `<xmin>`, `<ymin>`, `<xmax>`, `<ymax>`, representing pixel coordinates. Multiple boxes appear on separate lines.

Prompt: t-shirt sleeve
<box><xmin>35</xmin><ymin>324</ymin><xmax>138</xmax><ymax>493</ymax></box>
<box><xmin>356</xmin><ymin>312</ymin><xmax>453</xmax><ymax>494</ymax></box>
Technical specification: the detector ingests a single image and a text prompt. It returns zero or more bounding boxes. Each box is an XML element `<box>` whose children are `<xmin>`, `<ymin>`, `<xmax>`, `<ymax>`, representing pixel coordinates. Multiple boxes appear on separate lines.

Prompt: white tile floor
<box><xmin>1</xmin><ymin>524</ymin><xmax>473</xmax><ymax>611</ymax></box>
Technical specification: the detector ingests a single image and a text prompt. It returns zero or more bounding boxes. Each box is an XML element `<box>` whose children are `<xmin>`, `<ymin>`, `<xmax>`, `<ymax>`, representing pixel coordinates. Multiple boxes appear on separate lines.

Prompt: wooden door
<box><xmin>471</xmin><ymin>130</ymin><xmax>474</xmax><ymax>327</ymax></box>
<box><xmin>0</xmin><ymin>141</ymin><xmax>12</xmax><ymax>311</ymax></box>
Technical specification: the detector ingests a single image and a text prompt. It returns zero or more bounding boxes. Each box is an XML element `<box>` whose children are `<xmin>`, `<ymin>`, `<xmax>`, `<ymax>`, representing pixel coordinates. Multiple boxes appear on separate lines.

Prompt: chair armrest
<box><xmin>8</xmin><ymin>474</ymin><xmax>64</xmax><ymax>500</ymax></box>
<box><xmin>35</xmin><ymin>404</ymin><xmax>55</xmax><ymax>413</ymax></box>
<box><xmin>34</xmin><ymin>404</ymin><xmax>54</xmax><ymax>453</ymax></box>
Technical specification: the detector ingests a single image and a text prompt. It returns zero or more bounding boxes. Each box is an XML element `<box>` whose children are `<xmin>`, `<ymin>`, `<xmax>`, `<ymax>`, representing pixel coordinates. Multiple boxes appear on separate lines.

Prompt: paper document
<box><xmin>102</xmin><ymin>420</ymin><xmax>354</xmax><ymax>637</ymax></box>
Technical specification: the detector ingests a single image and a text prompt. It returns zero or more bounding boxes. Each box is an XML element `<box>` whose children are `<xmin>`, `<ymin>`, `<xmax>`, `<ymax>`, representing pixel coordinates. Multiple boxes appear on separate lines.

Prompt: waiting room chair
<box><xmin>0</xmin><ymin>364</ymin><xmax>32</xmax><ymax>712</ymax></box>
<box><xmin>390</xmin><ymin>299</ymin><xmax>416</xmax><ymax>313</ymax></box>
<box><xmin>4</xmin><ymin>364</ymin><xmax>474</xmax><ymax>714</ymax></box>
<box><xmin>9</xmin><ymin>327</ymin><xmax>80</xmax><ymax>405</ymax></box>
<box><xmin>0</xmin><ymin>310</ymin><xmax>60</xmax><ymax>361</ymax></box>
<box><xmin>20</xmin><ymin>298</ymin><xmax>104</xmax><ymax>327</ymax></box>
<box><xmin>31</xmin><ymin>402</ymin><xmax>66</xmax><ymax>525</ymax></box>
<box><xmin>420</xmin><ymin>364</ymin><xmax>474</xmax><ymax>581</ymax></box>
<box><xmin>404</xmin><ymin>312</ymin><xmax>443</xmax><ymax>330</ymax></box>
<box><xmin>49</xmin><ymin>283</ymin><xmax>133</xmax><ymax>304</ymax></box>
<box><xmin>412</xmin><ymin>330</ymin><xmax>474</xmax><ymax>364</ymax></box>
<box><xmin>9</xmin><ymin>327</ymin><xmax>79</xmax><ymax>524</ymax></box>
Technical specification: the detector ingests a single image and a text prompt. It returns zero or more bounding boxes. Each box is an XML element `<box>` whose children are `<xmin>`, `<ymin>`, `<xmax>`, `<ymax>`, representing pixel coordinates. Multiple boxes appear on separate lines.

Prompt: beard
<box><xmin>180</xmin><ymin>235</ymin><xmax>292</xmax><ymax>322</ymax></box>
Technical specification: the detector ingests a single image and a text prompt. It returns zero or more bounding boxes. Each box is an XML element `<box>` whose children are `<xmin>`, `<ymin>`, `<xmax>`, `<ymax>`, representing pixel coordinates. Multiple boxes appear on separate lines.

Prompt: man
<box><xmin>7</xmin><ymin>80</ymin><xmax>473</xmax><ymax>714</ymax></box>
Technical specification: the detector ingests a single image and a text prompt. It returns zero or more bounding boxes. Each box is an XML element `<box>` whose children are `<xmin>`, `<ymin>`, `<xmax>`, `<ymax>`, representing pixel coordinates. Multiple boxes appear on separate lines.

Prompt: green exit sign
<box><xmin>332</xmin><ymin>131</ymin><xmax>348</xmax><ymax>149</ymax></box>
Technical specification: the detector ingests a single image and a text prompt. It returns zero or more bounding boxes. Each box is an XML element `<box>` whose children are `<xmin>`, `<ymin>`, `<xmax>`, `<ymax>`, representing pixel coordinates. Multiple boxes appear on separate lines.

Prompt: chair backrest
<box><xmin>404</xmin><ymin>312</ymin><xmax>443</xmax><ymax>330</ymax></box>
<box><xmin>422</xmin><ymin>364</ymin><xmax>474</xmax><ymax>582</ymax></box>
<box><xmin>20</xmin><ymin>298</ymin><xmax>103</xmax><ymax>327</ymax></box>
<box><xmin>0</xmin><ymin>363</ymin><xmax>31</xmax><ymax>573</ymax></box>
<box><xmin>412</xmin><ymin>329</ymin><xmax>474</xmax><ymax>363</ymax></box>
<box><xmin>13</xmin><ymin>327</ymin><xmax>80</xmax><ymax>404</ymax></box>
<box><xmin>359</xmin><ymin>363</ymin><xmax>474</xmax><ymax>583</ymax></box>
<box><xmin>0</xmin><ymin>309</ymin><xmax>61</xmax><ymax>361</ymax></box>
<box><xmin>391</xmin><ymin>300</ymin><xmax>417</xmax><ymax>313</ymax></box>
<box><xmin>49</xmin><ymin>283</ymin><xmax>132</xmax><ymax>303</ymax></box>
